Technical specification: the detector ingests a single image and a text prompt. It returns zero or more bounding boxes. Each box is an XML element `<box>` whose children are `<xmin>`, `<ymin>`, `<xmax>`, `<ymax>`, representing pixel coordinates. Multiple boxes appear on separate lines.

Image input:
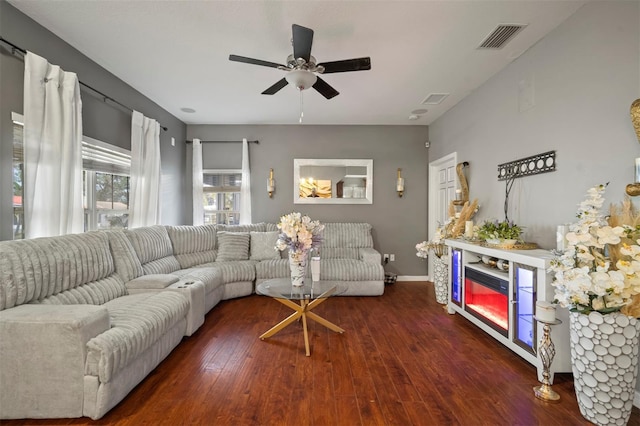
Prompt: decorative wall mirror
<box><xmin>293</xmin><ymin>159</ymin><xmax>373</xmax><ymax>204</ymax></box>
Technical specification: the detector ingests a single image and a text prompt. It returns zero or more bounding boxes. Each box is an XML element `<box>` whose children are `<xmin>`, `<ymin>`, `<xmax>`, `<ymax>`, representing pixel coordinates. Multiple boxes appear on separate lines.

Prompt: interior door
<box><xmin>428</xmin><ymin>152</ymin><xmax>457</xmax><ymax>279</ymax></box>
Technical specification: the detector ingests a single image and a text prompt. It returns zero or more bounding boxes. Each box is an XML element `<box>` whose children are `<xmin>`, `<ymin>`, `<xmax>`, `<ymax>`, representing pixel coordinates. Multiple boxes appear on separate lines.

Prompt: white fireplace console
<box><xmin>445</xmin><ymin>239</ymin><xmax>571</xmax><ymax>381</ymax></box>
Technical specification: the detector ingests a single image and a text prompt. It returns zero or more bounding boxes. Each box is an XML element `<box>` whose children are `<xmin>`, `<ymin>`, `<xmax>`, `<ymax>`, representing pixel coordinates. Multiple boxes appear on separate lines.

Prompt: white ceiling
<box><xmin>8</xmin><ymin>0</ymin><xmax>586</xmax><ymax>126</ymax></box>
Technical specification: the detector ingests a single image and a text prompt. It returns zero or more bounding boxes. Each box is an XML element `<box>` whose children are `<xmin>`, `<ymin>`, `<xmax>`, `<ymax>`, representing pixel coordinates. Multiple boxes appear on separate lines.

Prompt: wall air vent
<box><xmin>478</xmin><ymin>24</ymin><xmax>527</xmax><ymax>49</ymax></box>
<box><xmin>421</xmin><ymin>93</ymin><xmax>449</xmax><ymax>105</ymax></box>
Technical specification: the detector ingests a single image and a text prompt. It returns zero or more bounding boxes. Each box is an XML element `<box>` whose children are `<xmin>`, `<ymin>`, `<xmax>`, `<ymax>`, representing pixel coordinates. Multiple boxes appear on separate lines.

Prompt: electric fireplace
<box><xmin>464</xmin><ymin>268</ymin><xmax>509</xmax><ymax>336</ymax></box>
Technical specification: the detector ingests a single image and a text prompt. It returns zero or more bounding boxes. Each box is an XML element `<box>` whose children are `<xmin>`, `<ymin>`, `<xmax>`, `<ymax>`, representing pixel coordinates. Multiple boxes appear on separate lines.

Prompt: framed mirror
<box><xmin>293</xmin><ymin>159</ymin><xmax>373</xmax><ymax>204</ymax></box>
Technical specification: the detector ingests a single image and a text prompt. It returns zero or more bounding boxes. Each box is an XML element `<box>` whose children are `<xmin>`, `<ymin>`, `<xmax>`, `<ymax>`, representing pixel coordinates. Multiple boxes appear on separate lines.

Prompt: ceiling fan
<box><xmin>229</xmin><ymin>24</ymin><xmax>371</xmax><ymax>100</ymax></box>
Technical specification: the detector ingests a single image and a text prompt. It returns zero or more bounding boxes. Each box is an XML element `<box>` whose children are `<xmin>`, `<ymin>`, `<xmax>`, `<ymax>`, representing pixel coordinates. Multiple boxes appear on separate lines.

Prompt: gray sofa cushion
<box><xmin>322</xmin><ymin>223</ymin><xmax>374</xmax><ymax>248</ymax></box>
<box><xmin>36</xmin><ymin>276</ymin><xmax>127</xmax><ymax>305</ymax></box>
<box><xmin>125</xmin><ymin>226</ymin><xmax>181</xmax><ymax>275</ymax></box>
<box><xmin>0</xmin><ymin>232</ymin><xmax>119</xmax><ymax>310</ymax></box>
<box><xmin>218</xmin><ymin>223</ymin><xmax>267</xmax><ymax>233</ymax></box>
<box><xmin>256</xmin><ymin>258</ymin><xmax>384</xmax><ymax>281</ymax></box>
<box><xmin>216</xmin><ymin>232</ymin><xmax>250</xmax><ymax>261</ymax></box>
<box><xmin>321</xmin><ymin>259</ymin><xmax>384</xmax><ymax>281</ymax></box>
<box><xmin>85</xmin><ymin>291</ymin><xmax>189</xmax><ymax>383</ymax></box>
<box><xmin>105</xmin><ymin>230</ymin><xmax>144</xmax><ymax>282</ymax></box>
<box><xmin>249</xmin><ymin>231</ymin><xmax>280</xmax><ymax>261</ymax></box>
<box><xmin>166</xmin><ymin>225</ymin><xmax>218</xmax><ymax>268</ymax></box>
<box><xmin>321</xmin><ymin>248</ymin><xmax>359</xmax><ymax>259</ymax></box>
<box><xmin>255</xmin><ymin>258</ymin><xmax>289</xmax><ymax>280</ymax></box>
<box><xmin>197</xmin><ymin>261</ymin><xmax>257</xmax><ymax>284</ymax></box>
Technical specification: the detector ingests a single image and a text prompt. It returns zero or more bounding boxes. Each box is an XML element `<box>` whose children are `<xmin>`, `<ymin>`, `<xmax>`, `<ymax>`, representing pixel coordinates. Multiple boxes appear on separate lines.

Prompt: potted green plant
<box><xmin>477</xmin><ymin>219</ymin><xmax>523</xmax><ymax>245</ymax></box>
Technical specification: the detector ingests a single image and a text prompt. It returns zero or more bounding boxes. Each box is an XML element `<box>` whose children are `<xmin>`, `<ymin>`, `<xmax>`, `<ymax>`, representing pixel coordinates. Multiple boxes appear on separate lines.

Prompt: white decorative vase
<box><xmin>569</xmin><ymin>311</ymin><xmax>640</xmax><ymax>426</ymax></box>
<box><xmin>432</xmin><ymin>255</ymin><xmax>448</xmax><ymax>305</ymax></box>
<box><xmin>289</xmin><ymin>252</ymin><xmax>308</xmax><ymax>287</ymax></box>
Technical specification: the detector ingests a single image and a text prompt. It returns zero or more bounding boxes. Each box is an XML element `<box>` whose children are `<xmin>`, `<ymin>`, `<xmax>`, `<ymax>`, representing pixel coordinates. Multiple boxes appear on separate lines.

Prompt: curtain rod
<box><xmin>0</xmin><ymin>36</ymin><xmax>168</xmax><ymax>132</ymax></box>
<box><xmin>186</xmin><ymin>140</ymin><xmax>259</xmax><ymax>144</ymax></box>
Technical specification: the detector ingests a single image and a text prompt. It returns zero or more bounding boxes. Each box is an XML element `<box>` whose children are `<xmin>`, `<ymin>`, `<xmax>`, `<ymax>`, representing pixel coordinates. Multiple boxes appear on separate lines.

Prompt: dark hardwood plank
<box><xmin>2</xmin><ymin>282</ymin><xmax>640</xmax><ymax>425</ymax></box>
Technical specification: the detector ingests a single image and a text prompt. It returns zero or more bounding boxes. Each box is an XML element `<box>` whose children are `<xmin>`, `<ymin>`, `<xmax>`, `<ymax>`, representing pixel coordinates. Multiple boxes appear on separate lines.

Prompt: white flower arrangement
<box><xmin>551</xmin><ymin>184</ymin><xmax>640</xmax><ymax>315</ymax></box>
<box><xmin>416</xmin><ymin>220</ymin><xmax>450</xmax><ymax>258</ymax></box>
<box><xmin>275</xmin><ymin>212</ymin><xmax>324</xmax><ymax>262</ymax></box>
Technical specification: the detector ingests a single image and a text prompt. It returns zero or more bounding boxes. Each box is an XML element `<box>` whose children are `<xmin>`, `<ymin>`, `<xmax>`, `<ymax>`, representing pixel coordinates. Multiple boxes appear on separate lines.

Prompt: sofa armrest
<box><xmin>125</xmin><ymin>274</ymin><xmax>179</xmax><ymax>290</ymax></box>
<box><xmin>0</xmin><ymin>304</ymin><xmax>110</xmax><ymax>419</ymax></box>
<box><xmin>359</xmin><ymin>248</ymin><xmax>382</xmax><ymax>264</ymax></box>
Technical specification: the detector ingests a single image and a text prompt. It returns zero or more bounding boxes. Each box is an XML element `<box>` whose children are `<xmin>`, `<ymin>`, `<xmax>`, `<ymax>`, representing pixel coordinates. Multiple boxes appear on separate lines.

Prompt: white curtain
<box><xmin>23</xmin><ymin>52</ymin><xmax>84</xmax><ymax>238</ymax></box>
<box><xmin>129</xmin><ymin>110</ymin><xmax>161</xmax><ymax>228</ymax></box>
<box><xmin>239</xmin><ymin>138</ymin><xmax>252</xmax><ymax>225</ymax></box>
<box><xmin>192</xmin><ymin>138</ymin><xmax>204</xmax><ymax>225</ymax></box>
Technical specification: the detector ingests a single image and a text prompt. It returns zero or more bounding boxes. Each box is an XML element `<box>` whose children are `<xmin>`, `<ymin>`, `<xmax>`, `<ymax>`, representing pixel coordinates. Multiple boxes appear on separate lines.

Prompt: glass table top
<box><xmin>257</xmin><ymin>279</ymin><xmax>345</xmax><ymax>301</ymax></box>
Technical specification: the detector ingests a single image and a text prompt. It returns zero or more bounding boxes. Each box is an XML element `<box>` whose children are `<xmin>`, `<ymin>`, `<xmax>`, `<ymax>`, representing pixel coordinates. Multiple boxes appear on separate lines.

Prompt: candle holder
<box><xmin>533</xmin><ymin>316</ymin><xmax>562</xmax><ymax>402</ymax></box>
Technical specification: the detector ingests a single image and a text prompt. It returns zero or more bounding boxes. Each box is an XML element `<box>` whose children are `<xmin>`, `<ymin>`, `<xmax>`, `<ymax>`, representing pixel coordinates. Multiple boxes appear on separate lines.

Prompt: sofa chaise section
<box><xmin>0</xmin><ymin>232</ymin><xmax>190</xmax><ymax>420</ymax></box>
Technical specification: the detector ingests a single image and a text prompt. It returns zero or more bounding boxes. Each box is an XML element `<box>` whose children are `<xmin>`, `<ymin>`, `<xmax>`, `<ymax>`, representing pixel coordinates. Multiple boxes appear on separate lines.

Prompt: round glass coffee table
<box><xmin>256</xmin><ymin>278</ymin><xmax>345</xmax><ymax>356</ymax></box>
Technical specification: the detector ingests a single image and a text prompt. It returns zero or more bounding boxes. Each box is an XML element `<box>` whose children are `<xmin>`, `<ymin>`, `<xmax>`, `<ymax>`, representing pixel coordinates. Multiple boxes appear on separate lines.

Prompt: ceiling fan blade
<box><xmin>312</xmin><ymin>77</ymin><xmax>339</xmax><ymax>99</ymax></box>
<box><xmin>292</xmin><ymin>24</ymin><xmax>313</xmax><ymax>62</ymax></box>
<box><xmin>318</xmin><ymin>57</ymin><xmax>371</xmax><ymax>74</ymax></box>
<box><xmin>229</xmin><ymin>54</ymin><xmax>285</xmax><ymax>69</ymax></box>
<box><xmin>262</xmin><ymin>78</ymin><xmax>289</xmax><ymax>95</ymax></box>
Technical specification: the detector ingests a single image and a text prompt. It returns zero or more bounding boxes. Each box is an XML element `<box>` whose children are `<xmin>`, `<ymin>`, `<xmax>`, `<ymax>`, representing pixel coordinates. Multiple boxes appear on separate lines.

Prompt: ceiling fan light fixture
<box><xmin>285</xmin><ymin>69</ymin><xmax>317</xmax><ymax>90</ymax></box>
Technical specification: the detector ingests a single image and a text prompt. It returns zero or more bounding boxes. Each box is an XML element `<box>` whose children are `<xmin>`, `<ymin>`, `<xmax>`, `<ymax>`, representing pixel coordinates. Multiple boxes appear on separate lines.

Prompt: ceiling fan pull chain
<box><xmin>299</xmin><ymin>89</ymin><xmax>304</xmax><ymax>123</ymax></box>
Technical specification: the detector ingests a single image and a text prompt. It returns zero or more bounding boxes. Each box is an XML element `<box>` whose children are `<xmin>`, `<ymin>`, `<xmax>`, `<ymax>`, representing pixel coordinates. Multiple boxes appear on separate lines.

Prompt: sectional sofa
<box><xmin>0</xmin><ymin>222</ymin><xmax>384</xmax><ymax>420</ymax></box>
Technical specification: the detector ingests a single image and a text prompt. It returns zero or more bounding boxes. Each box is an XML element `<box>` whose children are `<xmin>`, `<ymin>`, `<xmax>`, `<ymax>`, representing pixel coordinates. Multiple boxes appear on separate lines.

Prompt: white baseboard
<box><xmin>396</xmin><ymin>275</ymin><xmax>429</xmax><ymax>281</ymax></box>
<box><xmin>635</xmin><ymin>390</ymin><xmax>640</xmax><ymax>408</ymax></box>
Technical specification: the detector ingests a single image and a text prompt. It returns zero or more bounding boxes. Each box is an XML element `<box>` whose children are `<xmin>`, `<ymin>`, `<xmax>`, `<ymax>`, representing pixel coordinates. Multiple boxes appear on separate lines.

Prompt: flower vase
<box><xmin>432</xmin><ymin>255</ymin><xmax>448</xmax><ymax>305</ymax></box>
<box><xmin>569</xmin><ymin>311</ymin><xmax>640</xmax><ymax>426</ymax></box>
<box><xmin>289</xmin><ymin>252</ymin><xmax>308</xmax><ymax>287</ymax></box>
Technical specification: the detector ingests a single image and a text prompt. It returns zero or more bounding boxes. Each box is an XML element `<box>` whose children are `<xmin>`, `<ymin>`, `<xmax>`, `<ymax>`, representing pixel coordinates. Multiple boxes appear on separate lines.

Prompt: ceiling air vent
<box><xmin>478</xmin><ymin>24</ymin><xmax>527</xmax><ymax>49</ymax></box>
<box><xmin>421</xmin><ymin>93</ymin><xmax>449</xmax><ymax>105</ymax></box>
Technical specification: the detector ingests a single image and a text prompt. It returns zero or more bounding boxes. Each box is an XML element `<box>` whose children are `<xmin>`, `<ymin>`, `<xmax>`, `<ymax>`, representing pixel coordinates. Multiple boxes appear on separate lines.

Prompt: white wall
<box><xmin>429</xmin><ymin>1</ymin><xmax>639</xmax><ymax>249</ymax></box>
<box><xmin>429</xmin><ymin>0</ymin><xmax>640</xmax><ymax>395</ymax></box>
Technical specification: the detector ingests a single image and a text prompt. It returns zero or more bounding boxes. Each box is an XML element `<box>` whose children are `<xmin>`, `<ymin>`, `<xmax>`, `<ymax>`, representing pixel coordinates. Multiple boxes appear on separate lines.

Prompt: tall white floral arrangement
<box><xmin>275</xmin><ymin>212</ymin><xmax>324</xmax><ymax>262</ymax></box>
<box><xmin>551</xmin><ymin>184</ymin><xmax>640</xmax><ymax>315</ymax></box>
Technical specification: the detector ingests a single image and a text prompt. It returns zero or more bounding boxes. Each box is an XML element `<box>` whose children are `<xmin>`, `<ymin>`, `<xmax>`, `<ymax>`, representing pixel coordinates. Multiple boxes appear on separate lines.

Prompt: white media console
<box><xmin>445</xmin><ymin>239</ymin><xmax>571</xmax><ymax>381</ymax></box>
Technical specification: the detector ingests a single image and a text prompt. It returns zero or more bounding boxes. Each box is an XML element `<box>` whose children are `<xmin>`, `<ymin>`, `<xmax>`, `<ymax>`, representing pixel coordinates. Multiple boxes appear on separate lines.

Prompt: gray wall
<box><xmin>188</xmin><ymin>125</ymin><xmax>429</xmax><ymax>276</ymax></box>
<box><xmin>0</xmin><ymin>1</ymin><xmax>188</xmax><ymax>241</ymax></box>
<box><xmin>428</xmin><ymin>1</ymin><xmax>640</xmax><ymax>394</ymax></box>
<box><xmin>429</xmin><ymin>1</ymin><xmax>639</xmax><ymax>249</ymax></box>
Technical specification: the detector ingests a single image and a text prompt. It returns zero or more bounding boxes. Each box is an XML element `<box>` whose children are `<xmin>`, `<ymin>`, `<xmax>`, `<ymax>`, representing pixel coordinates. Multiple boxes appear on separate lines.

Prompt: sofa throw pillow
<box><xmin>249</xmin><ymin>231</ymin><xmax>280</xmax><ymax>261</ymax></box>
<box><xmin>216</xmin><ymin>231</ymin><xmax>250</xmax><ymax>261</ymax></box>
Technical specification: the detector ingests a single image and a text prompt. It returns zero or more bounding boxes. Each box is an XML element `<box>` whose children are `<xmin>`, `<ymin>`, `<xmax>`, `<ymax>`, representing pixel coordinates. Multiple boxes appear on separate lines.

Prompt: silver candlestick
<box><xmin>533</xmin><ymin>316</ymin><xmax>562</xmax><ymax>402</ymax></box>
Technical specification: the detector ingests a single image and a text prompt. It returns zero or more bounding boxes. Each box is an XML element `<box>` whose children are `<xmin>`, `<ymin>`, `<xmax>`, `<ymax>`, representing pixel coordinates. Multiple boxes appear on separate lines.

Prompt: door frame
<box><xmin>427</xmin><ymin>152</ymin><xmax>457</xmax><ymax>279</ymax></box>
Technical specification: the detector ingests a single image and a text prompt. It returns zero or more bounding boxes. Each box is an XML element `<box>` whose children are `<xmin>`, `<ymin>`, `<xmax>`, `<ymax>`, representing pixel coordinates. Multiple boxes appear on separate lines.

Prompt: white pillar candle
<box><xmin>311</xmin><ymin>256</ymin><xmax>320</xmax><ymax>282</ymax></box>
<box><xmin>556</xmin><ymin>225</ymin><xmax>568</xmax><ymax>252</ymax></box>
<box><xmin>635</xmin><ymin>157</ymin><xmax>640</xmax><ymax>183</ymax></box>
<box><xmin>465</xmin><ymin>221</ymin><xmax>474</xmax><ymax>239</ymax></box>
<box><xmin>536</xmin><ymin>301</ymin><xmax>556</xmax><ymax>323</ymax></box>
<box><xmin>397</xmin><ymin>178</ymin><xmax>404</xmax><ymax>192</ymax></box>
<box><xmin>455</xmin><ymin>188</ymin><xmax>462</xmax><ymax>200</ymax></box>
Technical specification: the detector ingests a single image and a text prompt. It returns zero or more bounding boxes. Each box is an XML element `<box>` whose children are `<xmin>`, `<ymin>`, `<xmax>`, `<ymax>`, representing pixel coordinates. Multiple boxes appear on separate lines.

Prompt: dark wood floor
<box><xmin>3</xmin><ymin>282</ymin><xmax>640</xmax><ymax>426</ymax></box>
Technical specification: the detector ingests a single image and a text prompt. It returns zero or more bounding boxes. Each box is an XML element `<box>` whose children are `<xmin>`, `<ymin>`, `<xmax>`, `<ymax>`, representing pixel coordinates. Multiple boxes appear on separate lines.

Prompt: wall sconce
<box><xmin>267</xmin><ymin>168</ymin><xmax>275</xmax><ymax>198</ymax></box>
<box><xmin>626</xmin><ymin>157</ymin><xmax>640</xmax><ymax>196</ymax></box>
<box><xmin>397</xmin><ymin>168</ymin><xmax>404</xmax><ymax>197</ymax></box>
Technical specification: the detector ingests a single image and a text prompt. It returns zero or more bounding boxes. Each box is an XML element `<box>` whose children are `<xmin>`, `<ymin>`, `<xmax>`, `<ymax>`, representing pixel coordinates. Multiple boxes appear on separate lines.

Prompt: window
<box><xmin>82</xmin><ymin>136</ymin><xmax>131</xmax><ymax>231</ymax></box>
<box><xmin>202</xmin><ymin>170</ymin><xmax>242</xmax><ymax>225</ymax></box>
<box><xmin>10</xmin><ymin>113</ymin><xmax>131</xmax><ymax>238</ymax></box>
<box><xmin>12</xmin><ymin>113</ymin><xmax>24</xmax><ymax>240</ymax></box>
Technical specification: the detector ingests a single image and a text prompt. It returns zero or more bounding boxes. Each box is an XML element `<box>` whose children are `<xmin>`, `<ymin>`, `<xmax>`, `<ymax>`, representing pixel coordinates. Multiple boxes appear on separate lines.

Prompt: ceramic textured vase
<box><xmin>569</xmin><ymin>311</ymin><xmax>640</xmax><ymax>426</ymax></box>
<box><xmin>432</xmin><ymin>255</ymin><xmax>448</xmax><ymax>305</ymax></box>
<box><xmin>289</xmin><ymin>252</ymin><xmax>307</xmax><ymax>287</ymax></box>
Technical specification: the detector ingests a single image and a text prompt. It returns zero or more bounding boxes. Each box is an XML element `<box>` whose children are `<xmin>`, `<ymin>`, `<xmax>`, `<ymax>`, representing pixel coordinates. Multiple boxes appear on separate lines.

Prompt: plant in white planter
<box><xmin>477</xmin><ymin>219</ymin><xmax>523</xmax><ymax>245</ymax></box>
<box><xmin>550</xmin><ymin>183</ymin><xmax>640</xmax><ymax>426</ymax></box>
